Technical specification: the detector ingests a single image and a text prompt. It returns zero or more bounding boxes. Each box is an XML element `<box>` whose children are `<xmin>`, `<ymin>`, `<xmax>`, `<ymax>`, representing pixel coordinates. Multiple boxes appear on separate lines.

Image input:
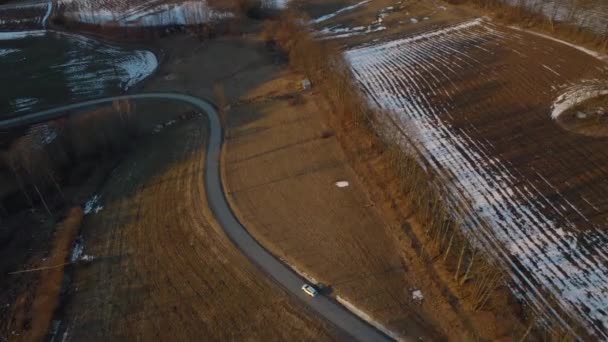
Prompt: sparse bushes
<box><xmin>213</xmin><ymin>82</ymin><xmax>228</xmax><ymax>126</ymax></box>
<box><xmin>262</xmin><ymin>11</ymin><xmax>373</xmax><ymax>130</ymax></box>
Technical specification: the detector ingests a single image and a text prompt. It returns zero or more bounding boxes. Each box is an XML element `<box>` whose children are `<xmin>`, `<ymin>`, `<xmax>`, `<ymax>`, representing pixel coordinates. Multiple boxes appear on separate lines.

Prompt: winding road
<box><xmin>0</xmin><ymin>93</ymin><xmax>392</xmax><ymax>342</ymax></box>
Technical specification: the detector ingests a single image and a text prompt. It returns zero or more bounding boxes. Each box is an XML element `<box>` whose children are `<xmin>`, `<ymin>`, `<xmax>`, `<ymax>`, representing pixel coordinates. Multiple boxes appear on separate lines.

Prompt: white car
<box><xmin>301</xmin><ymin>284</ymin><xmax>318</xmax><ymax>297</ymax></box>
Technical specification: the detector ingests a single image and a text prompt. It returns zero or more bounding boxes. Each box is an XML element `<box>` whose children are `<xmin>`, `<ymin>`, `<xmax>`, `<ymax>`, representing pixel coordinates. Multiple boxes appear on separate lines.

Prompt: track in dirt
<box><xmin>0</xmin><ymin>93</ymin><xmax>391</xmax><ymax>342</ymax></box>
<box><xmin>346</xmin><ymin>19</ymin><xmax>608</xmax><ymax>338</ymax></box>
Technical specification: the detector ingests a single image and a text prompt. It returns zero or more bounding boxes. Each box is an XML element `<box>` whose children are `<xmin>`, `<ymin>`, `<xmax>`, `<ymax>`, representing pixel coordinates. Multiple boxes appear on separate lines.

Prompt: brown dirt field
<box><xmin>7</xmin><ymin>207</ymin><xmax>83</xmax><ymax>342</ymax></box>
<box><xmin>59</xmin><ymin>115</ymin><xmax>335</xmax><ymax>340</ymax></box>
<box><xmin>222</xmin><ymin>71</ymin><xmax>461</xmax><ymax>340</ymax></box>
<box><xmin>141</xmin><ymin>34</ymin><xmax>281</xmax><ymax>102</ymax></box>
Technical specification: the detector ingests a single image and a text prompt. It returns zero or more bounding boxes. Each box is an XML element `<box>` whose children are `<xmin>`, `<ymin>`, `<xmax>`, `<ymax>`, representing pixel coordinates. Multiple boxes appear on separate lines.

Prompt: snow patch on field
<box><xmin>318</xmin><ymin>24</ymin><xmax>386</xmax><ymax>40</ymax></box>
<box><xmin>0</xmin><ymin>48</ymin><xmax>18</xmax><ymax>57</ymax></box>
<box><xmin>310</xmin><ymin>0</ymin><xmax>371</xmax><ymax>24</ymax></box>
<box><xmin>84</xmin><ymin>195</ymin><xmax>103</xmax><ymax>215</ymax></box>
<box><xmin>70</xmin><ymin>237</ymin><xmax>94</xmax><ymax>263</ymax></box>
<box><xmin>551</xmin><ymin>83</ymin><xmax>608</xmax><ymax>119</ymax></box>
<box><xmin>315</xmin><ymin>2</ymin><xmax>397</xmax><ymax>40</ymax></box>
<box><xmin>0</xmin><ymin>29</ymin><xmax>45</xmax><ymax>39</ymax></box>
<box><xmin>261</xmin><ymin>0</ymin><xmax>289</xmax><ymax>9</ymax></box>
<box><xmin>70</xmin><ymin>240</ymin><xmax>84</xmax><ymax>262</ymax></box>
<box><xmin>119</xmin><ymin>49</ymin><xmax>157</xmax><ymax>89</ymax></box>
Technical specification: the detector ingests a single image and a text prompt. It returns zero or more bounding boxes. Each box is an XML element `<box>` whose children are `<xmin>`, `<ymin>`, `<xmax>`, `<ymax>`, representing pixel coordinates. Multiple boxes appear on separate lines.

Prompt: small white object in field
<box><xmin>335</xmin><ymin>181</ymin><xmax>350</xmax><ymax>188</ymax></box>
<box><xmin>410</xmin><ymin>18</ymin><xmax>418</xmax><ymax>24</ymax></box>
<box><xmin>412</xmin><ymin>289</ymin><xmax>424</xmax><ymax>303</ymax></box>
<box><xmin>576</xmin><ymin>111</ymin><xmax>588</xmax><ymax>119</ymax></box>
<box><xmin>80</xmin><ymin>255</ymin><xmax>95</xmax><ymax>262</ymax></box>
<box><xmin>301</xmin><ymin>79</ymin><xmax>312</xmax><ymax>90</ymax></box>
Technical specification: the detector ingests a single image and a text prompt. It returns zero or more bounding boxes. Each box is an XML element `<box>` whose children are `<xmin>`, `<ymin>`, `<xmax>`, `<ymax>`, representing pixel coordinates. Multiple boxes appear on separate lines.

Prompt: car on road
<box><xmin>301</xmin><ymin>284</ymin><xmax>318</xmax><ymax>297</ymax></box>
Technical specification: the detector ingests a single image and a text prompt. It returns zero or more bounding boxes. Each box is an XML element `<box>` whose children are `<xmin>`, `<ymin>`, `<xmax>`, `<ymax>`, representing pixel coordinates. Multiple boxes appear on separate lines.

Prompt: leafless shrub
<box><xmin>319</xmin><ymin>129</ymin><xmax>335</xmax><ymax>139</ymax></box>
<box><xmin>213</xmin><ymin>82</ymin><xmax>229</xmax><ymax>131</ymax></box>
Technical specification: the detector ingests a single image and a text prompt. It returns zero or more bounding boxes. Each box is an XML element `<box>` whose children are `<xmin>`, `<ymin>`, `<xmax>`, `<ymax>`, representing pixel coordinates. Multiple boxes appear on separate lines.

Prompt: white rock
<box><xmin>335</xmin><ymin>181</ymin><xmax>350</xmax><ymax>188</ymax></box>
<box><xmin>412</xmin><ymin>289</ymin><xmax>424</xmax><ymax>303</ymax></box>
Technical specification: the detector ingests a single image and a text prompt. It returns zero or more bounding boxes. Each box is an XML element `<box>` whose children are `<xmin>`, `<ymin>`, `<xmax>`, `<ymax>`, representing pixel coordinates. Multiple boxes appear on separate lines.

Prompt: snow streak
<box><xmin>310</xmin><ymin>0</ymin><xmax>371</xmax><ymax>24</ymax></box>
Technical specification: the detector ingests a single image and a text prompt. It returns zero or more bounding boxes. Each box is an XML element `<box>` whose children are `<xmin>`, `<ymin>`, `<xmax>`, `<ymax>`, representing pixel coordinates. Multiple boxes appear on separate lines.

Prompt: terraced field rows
<box><xmin>346</xmin><ymin>19</ymin><xmax>608</xmax><ymax>338</ymax></box>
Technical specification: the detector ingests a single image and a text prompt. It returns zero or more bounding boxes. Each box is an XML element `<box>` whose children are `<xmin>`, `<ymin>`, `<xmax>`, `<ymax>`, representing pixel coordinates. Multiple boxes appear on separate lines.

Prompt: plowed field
<box><xmin>346</xmin><ymin>18</ymin><xmax>608</xmax><ymax>338</ymax></box>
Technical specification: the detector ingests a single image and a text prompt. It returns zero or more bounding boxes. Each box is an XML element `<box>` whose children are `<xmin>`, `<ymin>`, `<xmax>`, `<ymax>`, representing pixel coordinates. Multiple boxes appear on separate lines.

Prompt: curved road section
<box><xmin>0</xmin><ymin>93</ymin><xmax>392</xmax><ymax>342</ymax></box>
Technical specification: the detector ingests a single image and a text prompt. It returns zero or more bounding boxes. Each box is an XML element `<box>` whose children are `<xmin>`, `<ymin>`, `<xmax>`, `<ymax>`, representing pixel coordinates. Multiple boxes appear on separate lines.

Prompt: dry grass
<box><xmin>59</xmin><ymin>117</ymin><xmax>334</xmax><ymax>340</ymax></box>
<box><xmin>223</xmin><ymin>72</ymin><xmax>448</xmax><ymax>340</ymax></box>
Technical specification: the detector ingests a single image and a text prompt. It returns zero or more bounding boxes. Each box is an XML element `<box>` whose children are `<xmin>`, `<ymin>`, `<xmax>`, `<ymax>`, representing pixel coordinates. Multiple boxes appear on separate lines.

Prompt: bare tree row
<box><xmin>0</xmin><ymin>100</ymin><xmax>136</xmax><ymax>219</ymax></box>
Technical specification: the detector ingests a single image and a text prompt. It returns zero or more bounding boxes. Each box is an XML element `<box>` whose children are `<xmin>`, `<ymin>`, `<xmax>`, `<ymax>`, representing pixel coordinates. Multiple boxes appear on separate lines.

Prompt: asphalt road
<box><xmin>0</xmin><ymin>93</ymin><xmax>393</xmax><ymax>342</ymax></box>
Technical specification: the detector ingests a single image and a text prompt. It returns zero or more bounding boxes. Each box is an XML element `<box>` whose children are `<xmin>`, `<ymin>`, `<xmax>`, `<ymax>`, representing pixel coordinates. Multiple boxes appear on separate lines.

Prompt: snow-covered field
<box><xmin>1</xmin><ymin>31</ymin><xmax>157</xmax><ymax>115</ymax></box>
<box><xmin>58</xmin><ymin>0</ymin><xmax>232</xmax><ymax>27</ymax></box>
<box><xmin>346</xmin><ymin>19</ymin><xmax>608</xmax><ymax>338</ymax></box>
<box><xmin>57</xmin><ymin>0</ymin><xmax>289</xmax><ymax>27</ymax></box>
